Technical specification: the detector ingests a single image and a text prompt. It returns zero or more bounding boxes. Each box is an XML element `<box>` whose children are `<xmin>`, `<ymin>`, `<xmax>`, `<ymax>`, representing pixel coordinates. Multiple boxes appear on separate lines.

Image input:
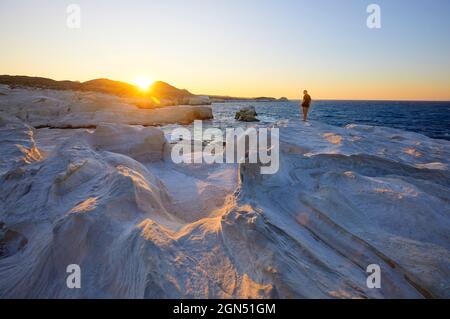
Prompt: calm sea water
<box><xmin>210</xmin><ymin>100</ymin><xmax>450</xmax><ymax>140</ymax></box>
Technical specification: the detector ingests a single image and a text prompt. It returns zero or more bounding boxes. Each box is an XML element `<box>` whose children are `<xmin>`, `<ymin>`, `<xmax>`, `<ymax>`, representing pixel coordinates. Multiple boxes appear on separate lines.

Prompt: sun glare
<box><xmin>133</xmin><ymin>77</ymin><xmax>154</xmax><ymax>91</ymax></box>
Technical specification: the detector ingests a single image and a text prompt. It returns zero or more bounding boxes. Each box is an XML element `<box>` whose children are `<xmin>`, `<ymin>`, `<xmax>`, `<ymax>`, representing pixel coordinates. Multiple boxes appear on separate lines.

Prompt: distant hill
<box><xmin>150</xmin><ymin>81</ymin><xmax>193</xmax><ymax>100</ymax></box>
<box><xmin>0</xmin><ymin>75</ymin><xmax>284</xmax><ymax>103</ymax></box>
<box><xmin>0</xmin><ymin>75</ymin><xmax>193</xmax><ymax>101</ymax></box>
<box><xmin>208</xmin><ymin>95</ymin><xmax>283</xmax><ymax>103</ymax></box>
<box><xmin>80</xmin><ymin>78</ymin><xmax>139</xmax><ymax>97</ymax></box>
<box><xmin>0</xmin><ymin>75</ymin><xmax>81</xmax><ymax>91</ymax></box>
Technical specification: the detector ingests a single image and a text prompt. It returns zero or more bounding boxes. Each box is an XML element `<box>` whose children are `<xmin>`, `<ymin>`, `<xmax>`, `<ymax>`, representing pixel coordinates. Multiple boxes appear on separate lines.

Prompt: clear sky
<box><xmin>1</xmin><ymin>0</ymin><xmax>449</xmax><ymax>100</ymax></box>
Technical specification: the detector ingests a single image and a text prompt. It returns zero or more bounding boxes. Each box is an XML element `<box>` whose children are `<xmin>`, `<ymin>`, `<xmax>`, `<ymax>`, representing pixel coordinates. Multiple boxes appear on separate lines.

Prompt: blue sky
<box><xmin>0</xmin><ymin>0</ymin><xmax>449</xmax><ymax>99</ymax></box>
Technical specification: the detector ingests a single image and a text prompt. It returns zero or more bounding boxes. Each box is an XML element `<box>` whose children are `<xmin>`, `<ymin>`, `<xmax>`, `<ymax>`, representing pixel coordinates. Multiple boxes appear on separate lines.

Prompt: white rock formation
<box><xmin>185</xmin><ymin>95</ymin><xmax>211</xmax><ymax>105</ymax></box>
<box><xmin>0</xmin><ymin>85</ymin><xmax>212</xmax><ymax>128</ymax></box>
<box><xmin>86</xmin><ymin>123</ymin><xmax>166</xmax><ymax>162</ymax></box>
<box><xmin>0</xmin><ymin>114</ymin><xmax>449</xmax><ymax>298</ymax></box>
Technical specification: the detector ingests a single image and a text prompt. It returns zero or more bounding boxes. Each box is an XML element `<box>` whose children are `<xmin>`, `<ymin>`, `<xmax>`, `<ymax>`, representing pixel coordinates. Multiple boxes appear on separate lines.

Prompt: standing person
<box><xmin>301</xmin><ymin>90</ymin><xmax>312</xmax><ymax>121</ymax></box>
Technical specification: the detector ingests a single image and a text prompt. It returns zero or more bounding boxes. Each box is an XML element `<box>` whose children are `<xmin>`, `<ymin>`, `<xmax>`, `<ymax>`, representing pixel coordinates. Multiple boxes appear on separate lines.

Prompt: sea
<box><xmin>209</xmin><ymin>100</ymin><xmax>450</xmax><ymax>141</ymax></box>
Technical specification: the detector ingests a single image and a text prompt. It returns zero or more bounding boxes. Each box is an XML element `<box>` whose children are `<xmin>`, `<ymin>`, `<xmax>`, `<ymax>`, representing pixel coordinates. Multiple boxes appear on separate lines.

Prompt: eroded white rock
<box><xmin>86</xmin><ymin>123</ymin><xmax>166</xmax><ymax>162</ymax></box>
<box><xmin>0</xmin><ymin>85</ymin><xmax>213</xmax><ymax>128</ymax></box>
<box><xmin>0</xmin><ymin>116</ymin><xmax>449</xmax><ymax>298</ymax></box>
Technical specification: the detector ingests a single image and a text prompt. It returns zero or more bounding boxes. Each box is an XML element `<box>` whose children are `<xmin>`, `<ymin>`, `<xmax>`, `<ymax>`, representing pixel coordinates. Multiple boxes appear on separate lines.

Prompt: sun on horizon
<box><xmin>133</xmin><ymin>77</ymin><xmax>154</xmax><ymax>91</ymax></box>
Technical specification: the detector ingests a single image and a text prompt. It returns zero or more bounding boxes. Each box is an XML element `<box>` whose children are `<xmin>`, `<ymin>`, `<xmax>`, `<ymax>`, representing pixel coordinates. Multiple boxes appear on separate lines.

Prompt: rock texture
<box><xmin>86</xmin><ymin>123</ymin><xmax>166</xmax><ymax>162</ymax></box>
<box><xmin>0</xmin><ymin>115</ymin><xmax>449</xmax><ymax>298</ymax></box>
<box><xmin>0</xmin><ymin>85</ymin><xmax>213</xmax><ymax>128</ymax></box>
<box><xmin>235</xmin><ymin>105</ymin><xmax>259</xmax><ymax>122</ymax></box>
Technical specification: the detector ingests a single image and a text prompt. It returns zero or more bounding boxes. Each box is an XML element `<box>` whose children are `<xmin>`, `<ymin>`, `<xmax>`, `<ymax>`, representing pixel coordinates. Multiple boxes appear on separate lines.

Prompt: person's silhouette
<box><xmin>301</xmin><ymin>90</ymin><xmax>312</xmax><ymax>121</ymax></box>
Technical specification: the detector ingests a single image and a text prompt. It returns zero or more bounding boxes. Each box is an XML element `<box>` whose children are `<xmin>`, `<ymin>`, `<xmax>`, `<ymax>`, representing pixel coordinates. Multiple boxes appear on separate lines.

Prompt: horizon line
<box><xmin>2</xmin><ymin>74</ymin><xmax>450</xmax><ymax>103</ymax></box>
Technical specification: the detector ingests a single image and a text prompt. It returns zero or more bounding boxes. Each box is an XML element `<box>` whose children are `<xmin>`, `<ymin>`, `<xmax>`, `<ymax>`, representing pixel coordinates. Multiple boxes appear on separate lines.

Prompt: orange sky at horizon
<box><xmin>4</xmin><ymin>70</ymin><xmax>447</xmax><ymax>102</ymax></box>
<box><xmin>3</xmin><ymin>69</ymin><xmax>449</xmax><ymax>101</ymax></box>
